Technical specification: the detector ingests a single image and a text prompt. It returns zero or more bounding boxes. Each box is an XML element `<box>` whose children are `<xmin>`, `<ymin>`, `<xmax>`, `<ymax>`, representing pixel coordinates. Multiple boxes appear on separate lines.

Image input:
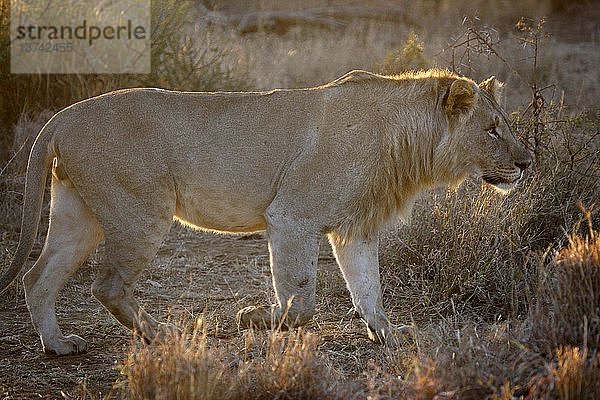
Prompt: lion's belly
<box><xmin>173</xmin><ymin>186</ymin><xmax>269</xmax><ymax>233</ymax></box>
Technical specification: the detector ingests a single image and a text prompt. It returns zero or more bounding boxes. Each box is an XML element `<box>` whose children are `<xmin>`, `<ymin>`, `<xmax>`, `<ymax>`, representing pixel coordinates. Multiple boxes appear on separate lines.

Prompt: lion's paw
<box><xmin>136</xmin><ymin>321</ymin><xmax>182</xmax><ymax>344</ymax></box>
<box><xmin>367</xmin><ymin>324</ymin><xmax>415</xmax><ymax>347</ymax></box>
<box><xmin>43</xmin><ymin>334</ymin><xmax>87</xmax><ymax>356</ymax></box>
<box><xmin>236</xmin><ymin>305</ymin><xmax>273</xmax><ymax>330</ymax></box>
<box><xmin>155</xmin><ymin>322</ymin><xmax>182</xmax><ymax>340</ymax></box>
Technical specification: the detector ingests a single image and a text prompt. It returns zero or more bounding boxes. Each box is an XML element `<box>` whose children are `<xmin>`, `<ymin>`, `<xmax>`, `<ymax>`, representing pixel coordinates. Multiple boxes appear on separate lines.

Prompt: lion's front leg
<box><xmin>237</xmin><ymin>212</ymin><xmax>320</xmax><ymax>330</ymax></box>
<box><xmin>329</xmin><ymin>233</ymin><xmax>410</xmax><ymax>346</ymax></box>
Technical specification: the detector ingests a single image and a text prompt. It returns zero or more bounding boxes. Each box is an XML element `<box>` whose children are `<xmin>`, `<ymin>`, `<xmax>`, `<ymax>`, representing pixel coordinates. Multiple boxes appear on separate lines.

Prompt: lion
<box><xmin>0</xmin><ymin>69</ymin><xmax>531</xmax><ymax>355</ymax></box>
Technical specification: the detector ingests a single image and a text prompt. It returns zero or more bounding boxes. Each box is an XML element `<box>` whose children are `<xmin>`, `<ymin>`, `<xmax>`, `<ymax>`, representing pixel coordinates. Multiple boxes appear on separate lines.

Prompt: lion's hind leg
<box><xmin>23</xmin><ymin>178</ymin><xmax>103</xmax><ymax>355</ymax></box>
<box><xmin>91</xmin><ymin>213</ymin><xmax>173</xmax><ymax>343</ymax></box>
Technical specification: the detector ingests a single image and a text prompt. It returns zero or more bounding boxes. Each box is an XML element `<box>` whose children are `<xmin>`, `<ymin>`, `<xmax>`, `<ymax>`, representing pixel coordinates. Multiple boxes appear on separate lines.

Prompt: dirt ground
<box><xmin>0</xmin><ymin>224</ymin><xmax>387</xmax><ymax>398</ymax></box>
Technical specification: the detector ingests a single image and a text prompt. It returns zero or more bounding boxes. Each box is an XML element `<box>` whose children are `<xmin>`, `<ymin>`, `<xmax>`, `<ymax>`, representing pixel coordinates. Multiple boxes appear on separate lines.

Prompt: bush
<box><xmin>381</xmin><ymin>178</ymin><xmax>546</xmax><ymax>323</ymax></box>
<box><xmin>403</xmin><ymin>324</ymin><xmax>541</xmax><ymax>400</ymax></box>
<box><xmin>526</xmin><ymin>347</ymin><xmax>600</xmax><ymax>399</ymax></box>
<box><xmin>379</xmin><ymin>31</ymin><xmax>428</xmax><ymax>75</ymax></box>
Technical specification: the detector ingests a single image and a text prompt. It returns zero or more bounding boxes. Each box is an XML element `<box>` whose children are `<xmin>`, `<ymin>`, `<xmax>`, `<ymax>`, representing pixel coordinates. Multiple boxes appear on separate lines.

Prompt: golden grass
<box><xmin>121</xmin><ymin>323</ymin><xmax>352</xmax><ymax>400</ymax></box>
<box><xmin>526</xmin><ymin>347</ymin><xmax>600</xmax><ymax>399</ymax></box>
<box><xmin>531</xmin><ymin>219</ymin><xmax>600</xmax><ymax>350</ymax></box>
<box><xmin>123</xmin><ymin>322</ymin><xmax>238</xmax><ymax>399</ymax></box>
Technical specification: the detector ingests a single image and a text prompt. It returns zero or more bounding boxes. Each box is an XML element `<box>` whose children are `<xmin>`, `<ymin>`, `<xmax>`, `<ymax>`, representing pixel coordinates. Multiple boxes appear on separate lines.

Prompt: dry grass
<box><xmin>379</xmin><ymin>168</ymin><xmax>598</xmax><ymax>326</ymax></box>
<box><xmin>121</xmin><ymin>324</ymin><xmax>353</xmax><ymax>400</ymax></box>
<box><xmin>525</xmin><ymin>346</ymin><xmax>600</xmax><ymax>400</ymax></box>
<box><xmin>123</xmin><ymin>321</ymin><xmax>239</xmax><ymax>400</ymax></box>
<box><xmin>531</xmin><ymin>219</ymin><xmax>600</xmax><ymax>350</ymax></box>
<box><xmin>0</xmin><ymin>0</ymin><xmax>248</xmax><ymax>154</ymax></box>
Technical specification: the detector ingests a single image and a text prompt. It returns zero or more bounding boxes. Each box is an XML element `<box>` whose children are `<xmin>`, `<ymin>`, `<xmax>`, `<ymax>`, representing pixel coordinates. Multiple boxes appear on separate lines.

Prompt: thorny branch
<box><xmin>437</xmin><ymin>17</ymin><xmax>563</xmax><ymax>167</ymax></box>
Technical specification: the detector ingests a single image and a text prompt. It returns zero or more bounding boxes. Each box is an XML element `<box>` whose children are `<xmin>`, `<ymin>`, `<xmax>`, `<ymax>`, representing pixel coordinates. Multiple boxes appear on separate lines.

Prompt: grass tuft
<box><xmin>531</xmin><ymin>214</ymin><xmax>600</xmax><ymax>350</ymax></box>
<box><xmin>526</xmin><ymin>347</ymin><xmax>600</xmax><ymax>400</ymax></box>
<box><xmin>123</xmin><ymin>320</ymin><xmax>239</xmax><ymax>400</ymax></box>
<box><xmin>121</xmin><ymin>321</ymin><xmax>352</xmax><ymax>400</ymax></box>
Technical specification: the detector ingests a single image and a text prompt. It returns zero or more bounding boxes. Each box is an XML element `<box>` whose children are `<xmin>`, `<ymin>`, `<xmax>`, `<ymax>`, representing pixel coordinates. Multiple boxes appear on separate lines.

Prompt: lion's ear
<box><xmin>444</xmin><ymin>79</ymin><xmax>478</xmax><ymax>119</ymax></box>
<box><xmin>479</xmin><ymin>76</ymin><xmax>504</xmax><ymax>101</ymax></box>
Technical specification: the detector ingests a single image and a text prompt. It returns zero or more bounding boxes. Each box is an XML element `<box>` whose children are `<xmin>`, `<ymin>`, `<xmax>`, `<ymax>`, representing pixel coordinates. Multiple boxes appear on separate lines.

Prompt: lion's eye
<box><xmin>487</xmin><ymin>127</ymin><xmax>500</xmax><ymax>139</ymax></box>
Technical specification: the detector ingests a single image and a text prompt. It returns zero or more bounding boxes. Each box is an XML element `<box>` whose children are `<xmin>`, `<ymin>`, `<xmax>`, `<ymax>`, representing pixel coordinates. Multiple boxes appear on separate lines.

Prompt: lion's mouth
<box><xmin>482</xmin><ymin>170</ymin><xmax>523</xmax><ymax>192</ymax></box>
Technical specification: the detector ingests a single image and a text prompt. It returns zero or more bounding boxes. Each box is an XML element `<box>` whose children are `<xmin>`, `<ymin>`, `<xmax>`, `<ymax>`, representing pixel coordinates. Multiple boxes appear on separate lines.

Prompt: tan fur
<box><xmin>1</xmin><ymin>69</ymin><xmax>531</xmax><ymax>354</ymax></box>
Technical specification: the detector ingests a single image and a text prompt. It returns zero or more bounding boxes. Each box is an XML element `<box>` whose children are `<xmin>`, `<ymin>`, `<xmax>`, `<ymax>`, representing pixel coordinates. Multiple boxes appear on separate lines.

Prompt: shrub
<box><xmin>143</xmin><ymin>1</ymin><xmax>248</xmax><ymax>92</ymax></box>
<box><xmin>362</xmin><ymin>319</ymin><xmax>545</xmax><ymax>400</ymax></box>
<box><xmin>381</xmin><ymin>180</ymin><xmax>542</xmax><ymax>323</ymax></box>
<box><xmin>380</xmin><ymin>109</ymin><xmax>599</xmax><ymax>324</ymax></box>
<box><xmin>379</xmin><ymin>31</ymin><xmax>428</xmax><ymax>75</ymax></box>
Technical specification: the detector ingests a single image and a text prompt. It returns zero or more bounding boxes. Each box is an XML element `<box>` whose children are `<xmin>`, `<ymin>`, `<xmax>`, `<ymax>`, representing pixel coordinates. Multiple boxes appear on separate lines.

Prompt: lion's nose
<box><xmin>515</xmin><ymin>160</ymin><xmax>531</xmax><ymax>171</ymax></box>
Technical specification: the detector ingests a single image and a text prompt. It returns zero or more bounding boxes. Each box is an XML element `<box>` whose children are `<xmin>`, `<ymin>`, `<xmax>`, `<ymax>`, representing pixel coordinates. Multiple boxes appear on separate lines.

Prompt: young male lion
<box><xmin>0</xmin><ymin>69</ymin><xmax>531</xmax><ymax>355</ymax></box>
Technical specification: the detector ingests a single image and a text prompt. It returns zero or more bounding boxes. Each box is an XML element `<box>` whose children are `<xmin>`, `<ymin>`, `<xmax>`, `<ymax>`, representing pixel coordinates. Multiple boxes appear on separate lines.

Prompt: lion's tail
<box><xmin>0</xmin><ymin>120</ymin><xmax>56</xmax><ymax>293</ymax></box>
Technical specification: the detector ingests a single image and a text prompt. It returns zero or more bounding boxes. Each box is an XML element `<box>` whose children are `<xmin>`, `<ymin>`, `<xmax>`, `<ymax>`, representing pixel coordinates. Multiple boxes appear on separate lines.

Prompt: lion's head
<box><xmin>443</xmin><ymin>76</ymin><xmax>532</xmax><ymax>191</ymax></box>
